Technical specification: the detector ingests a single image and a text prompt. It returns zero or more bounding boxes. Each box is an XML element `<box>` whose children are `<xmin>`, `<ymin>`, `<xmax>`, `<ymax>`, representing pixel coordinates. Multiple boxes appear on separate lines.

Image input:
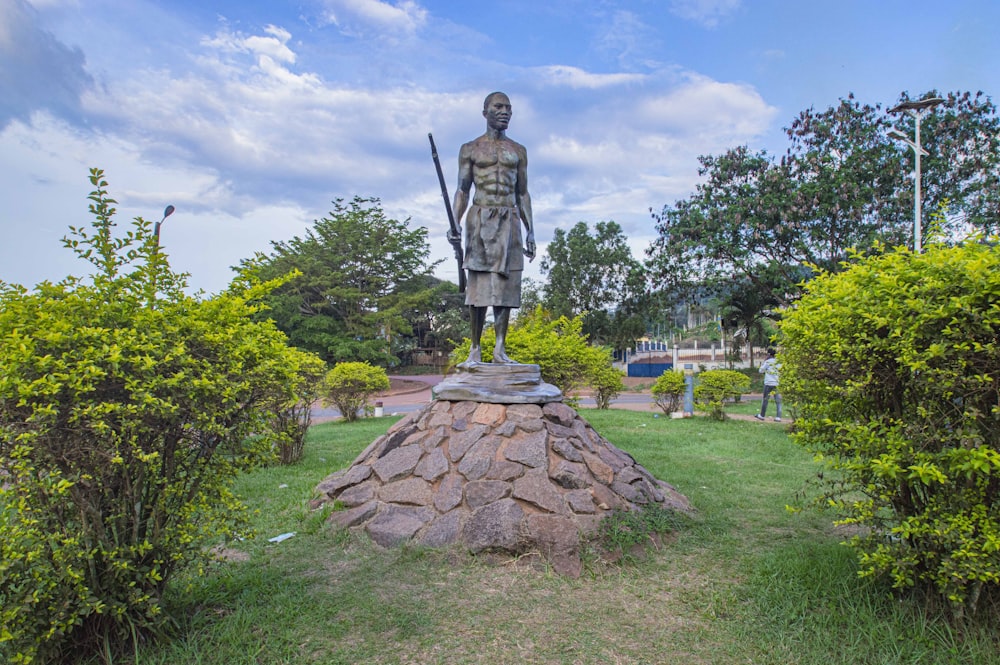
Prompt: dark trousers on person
<box><xmin>760</xmin><ymin>384</ymin><xmax>782</xmax><ymax>419</ymax></box>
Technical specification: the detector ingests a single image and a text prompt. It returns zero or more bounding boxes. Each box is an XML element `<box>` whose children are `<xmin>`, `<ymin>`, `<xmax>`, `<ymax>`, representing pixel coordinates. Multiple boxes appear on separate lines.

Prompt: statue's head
<box><xmin>483</xmin><ymin>92</ymin><xmax>511</xmax><ymax>131</ymax></box>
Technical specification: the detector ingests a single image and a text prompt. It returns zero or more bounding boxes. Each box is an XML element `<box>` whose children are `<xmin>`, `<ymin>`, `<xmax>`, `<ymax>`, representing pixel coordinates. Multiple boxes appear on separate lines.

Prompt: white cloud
<box><xmin>0</xmin><ymin>11</ymin><xmax>779</xmax><ymax>293</ymax></box>
<box><xmin>202</xmin><ymin>24</ymin><xmax>297</xmax><ymax>67</ymax></box>
<box><xmin>320</xmin><ymin>0</ymin><xmax>428</xmax><ymax>35</ymax></box>
<box><xmin>534</xmin><ymin>65</ymin><xmax>646</xmax><ymax>89</ymax></box>
<box><xmin>669</xmin><ymin>0</ymin><xmax>742</xmax><ymax>28</ymax></box>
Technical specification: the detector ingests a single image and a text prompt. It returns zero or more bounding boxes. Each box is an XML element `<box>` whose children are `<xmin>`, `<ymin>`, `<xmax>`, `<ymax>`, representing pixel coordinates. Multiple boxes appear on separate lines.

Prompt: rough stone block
<box><xmin>486</xmin><ymin>459</ymin><xmax>526</xmax><ymax>482</ymax></box>
<box><xmin>414</xmin><ymin>446</ymin><xmax>449</xmax><ymax>482</ymax></box>
<box><xmin>550</xmin><ymin>437</ymin><xmax>582</xmax><ymax>462</ymax></box>
<box><xmin>581</xmin><ymin>451</ymin><xmax>614</xmax><ymax>485</ymax></box>
<box><xmin>542</xmin><ymin>402</ymin><xmax>577</xmax><ymax>426</ymax></box>
<box><xmin>448</xmin><ymin>423</ymin><xmax>490</xmax><ymax>462</ymax></box>
<box><xmin>465</xmin><ymin>479</ymin><xmax>512</xmax><ymax>510</ymax></box>
<box><xmin>590</xmin><ymin>482</ymin><xmax>625</xmax><ymax>511</ymax></box>
<box><xmin>503</xmin><ymin>428</ymin><xmax>548</xmax><ymax>468</ymax></box>
<box><xmin>461</xmin><ymin>498</ymin><xmax>526</xmax><ymax>553</ymax></box>
<box><xmin>614</xmin><ymin>467</ymin><xmax>644</xmax><ymax>485</ymax></box>
<box><xmin>494</xmin><ymin>420</ymin><xmax>518</xmax><ymax>437</ymax></box>
<box><xmin>420</xmin><ymin>427</ymin><xmax>447</xmax><ymax>453</ymax></box>
<box><xmin>372</xmin><ymin>444</ymin><xmax>424</xmax><ymax>483</ymax></box>
<box><xmin>419</xmin><ymin>510</ymin><xmax>466</xmax><ymax>547</ymax></box>
<box><xmin>458</xmin><ymin>435</ymin><xmax>501</xmax><ymax>480</ymax></box>
<box><xmin>328</xmin><ymin>500</ymin><xmax>377</xmax><ymax>528</ymax></box>
<box><xmin>434</xmin><ymin>473</ymin><xmax>464</xmax><ymax>513</ymax></box>
<box><xmin>317</xmin><ymin>464</ymin><xmax>372</xmax><ymax>497</ymax></box>
<box><xmin>566</xmin><ymin>489</ymin><xmax>596</xmax><ymax>514</ymax></box>
<box><xmin>451</xmin><ymin>401</ymin><xmax>478</xmax><ymax>421</ymax></box>
<box><xmin>513</xmin><ymin>469</ymin><xmax>568</xmax><ymax>515</ymax></box>
<box><xmin>338</xmin><ymin>481</ymin><xmax>375</xmax><ymax>507</ymax></box>
<box><xmin>526</xmin><ymin>514</ymin><xmax>582</xmax><ymax>578</ymax></box>
<box><xmin>472</xmin><ymin>402</ymin><xmax>507</xmax><ymax>426</ymax></box>
<box><xmin>366</xmin><ymin>506</ymin><xmax>431</xmax><ymax>547</ymax></box>
<box><xmin>549</xmin><ymin>460</ymin><xmax>590</xmax><ymax>489</ymax></box>
<box><xmin>427</xmin><ymin>410</ymin><xmax>454</xmax><ymax>429</ymax></box>
<box><xmin>378</xmin><ymin>477</ymin><xmax>434</xmax><ymax>505</ymax></box>
<box><xmin>506</xmin><ymin>403</ymin><xmax>544</xmax><ymax>421</ymax></box>
<box><xmin>611</xmin><ymin>480</ymin><xmax>643</xmax><ymax>503</ymax></box>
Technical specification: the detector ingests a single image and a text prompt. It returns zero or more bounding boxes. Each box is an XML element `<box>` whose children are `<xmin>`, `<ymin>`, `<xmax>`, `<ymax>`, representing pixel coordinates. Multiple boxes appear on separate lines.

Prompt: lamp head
<box><xmin>888</xmin><ymin>97</ymin><xmax>945</xmax><ymax>114</ymax></box>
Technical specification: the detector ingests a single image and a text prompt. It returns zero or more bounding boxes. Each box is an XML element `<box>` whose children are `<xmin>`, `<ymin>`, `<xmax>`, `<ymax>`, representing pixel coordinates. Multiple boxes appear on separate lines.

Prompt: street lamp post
<box><xmin>153</xmin><ymin>205</ymin><xmax>175</xmax><ymax>247</ymax></box>
<box><xmin>887</xmin><ymin>97</ymin><xmax>944</xmax><ymax>253</ymax></box>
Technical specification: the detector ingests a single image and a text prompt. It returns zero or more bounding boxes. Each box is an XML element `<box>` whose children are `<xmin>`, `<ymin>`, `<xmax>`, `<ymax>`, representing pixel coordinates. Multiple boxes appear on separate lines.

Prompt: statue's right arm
<box><xmin>452</xmin><ymin>143</ymin><xmax>474</xmax><ymax>226</ymax></box>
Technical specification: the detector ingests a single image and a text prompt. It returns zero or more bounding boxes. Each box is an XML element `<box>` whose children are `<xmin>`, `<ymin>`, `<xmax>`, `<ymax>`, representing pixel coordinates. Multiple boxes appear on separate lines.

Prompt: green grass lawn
<box><xmin>114</xmin><ymin>409</ymin><xmax>998</xmax><ymax>665</ymax></box>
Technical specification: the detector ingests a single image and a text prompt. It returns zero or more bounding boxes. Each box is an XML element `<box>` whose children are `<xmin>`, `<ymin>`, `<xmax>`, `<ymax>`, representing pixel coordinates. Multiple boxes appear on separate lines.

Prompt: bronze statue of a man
<box><xmin>450</xmin><ymin>91</ymin><xmax>536</xmax><ymax>365</ymax></box>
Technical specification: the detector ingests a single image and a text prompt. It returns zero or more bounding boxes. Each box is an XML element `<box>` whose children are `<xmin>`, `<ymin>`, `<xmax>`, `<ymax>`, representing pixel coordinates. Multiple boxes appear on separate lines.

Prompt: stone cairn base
<box><xmin>315</xmin><ymin>399</ymin><xmax>691</xmax><ymax>576</ymax></box>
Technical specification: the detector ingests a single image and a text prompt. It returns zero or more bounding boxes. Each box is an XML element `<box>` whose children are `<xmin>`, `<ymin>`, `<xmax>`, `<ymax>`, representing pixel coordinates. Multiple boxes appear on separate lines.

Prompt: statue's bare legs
<box><xmin>462</xmin><ymin>305</ymin><xmax>517</xmax><ymax>365</ymax></box>
<box><xmin>463</xmin><ymin>306</ymin><xmax>486</xmax><ymax>365</ymax></box>
<box><xmin>492</xmin><ymin>306</ymin><xmax>515</xmax><ymax>363</ymax></box>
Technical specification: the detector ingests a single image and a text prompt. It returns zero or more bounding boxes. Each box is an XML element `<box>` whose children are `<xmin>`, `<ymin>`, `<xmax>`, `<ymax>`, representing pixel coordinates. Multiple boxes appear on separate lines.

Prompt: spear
<box><xmin>428</xmin><ymin>133</ymin><xmax>466</xmax><ymax>293</ymax></box>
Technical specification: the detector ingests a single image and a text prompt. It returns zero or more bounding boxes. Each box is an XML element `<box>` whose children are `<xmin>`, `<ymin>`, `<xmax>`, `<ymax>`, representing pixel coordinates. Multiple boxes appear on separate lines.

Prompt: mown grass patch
<box><xmin>78</xmin><ymin>410</ymin><xmax>1000</xmax><ymax>665</ymax></box>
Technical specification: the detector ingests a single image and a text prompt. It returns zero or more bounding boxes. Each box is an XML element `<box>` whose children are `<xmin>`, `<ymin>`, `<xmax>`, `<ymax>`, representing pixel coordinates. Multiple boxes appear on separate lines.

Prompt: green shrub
<box><xmin>651</xmin><ymin>370</ymin><xmax>686</xmax><ymax>414</ymax></box>
<box><xmin>693</xmin><ymin>369</ymin><xmax>751</xmax><ymax>420</ymax></box>
<box><xmin>321</xmin><ymin>362</ymin><xmax>390</xmax><ymax>422</ymax></box>
<box><xmin>269</xmin><ymin>353</ymin><xmax>327</xmax><ymax>464</ymax></box>
<box><xmin>0</xmin><ymin>170</ymin><xmax>313</xmax><ymax>663</ymax></box>
<box><xmin>450</xmin><ymin>308</ymin><xmax>620</xmax><ymax>407</ymax></box>
<box><xmin>779</xmin><ymin>240</ymin><xmax>1000</xmax><ymax>617</ymax></box>
<box><xmin>591</xmin><ymin>361</ymin><xmax>625</xmax><ymax>409</ymax></box>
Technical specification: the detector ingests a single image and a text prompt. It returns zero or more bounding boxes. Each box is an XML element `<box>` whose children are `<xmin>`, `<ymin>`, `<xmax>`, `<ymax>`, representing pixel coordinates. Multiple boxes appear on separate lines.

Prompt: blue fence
<box><xmin>627</xmin><ymin>362</ymin><xmax>673</xmax><ymax>378</ymax></box>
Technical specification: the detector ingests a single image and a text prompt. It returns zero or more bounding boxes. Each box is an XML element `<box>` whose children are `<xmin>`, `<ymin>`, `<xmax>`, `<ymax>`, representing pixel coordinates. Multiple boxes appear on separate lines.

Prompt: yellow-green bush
<box><xmin>321</xmin><ymin>361</ymin><xmax>390</xmax><ymax>422</ymax></box>
<box><xmin>693</xmin><ymin>369</ymin><xmax>750</xmax><ymax>420</ymax></box>
<box><xmin>269</xmin><ymin>353</ymin><xmax>327</xmax><ymax>464</ymax></box>
<box><xmin>591</xmin><ymin>361</ymin><xmax>625</xmax><ymax>409</ymax></box>
<box><xmin>779</xmin><ymin>239</ymin><xmax>1000</xmax><ymax>617</ymax></box>
<box><xmin>0</xmin><ymin>170</ymin><xmax>316</xmax><ymax>663</ymax></box>
<box><xmin>651</xmin><ymin>370</ymin><xmax>686</xmax><ymax>414</ymax></box>
<box><xmin>450</xmin><ymin>307</ymin><xmax>619</xmax><ymax>406</ymax></box>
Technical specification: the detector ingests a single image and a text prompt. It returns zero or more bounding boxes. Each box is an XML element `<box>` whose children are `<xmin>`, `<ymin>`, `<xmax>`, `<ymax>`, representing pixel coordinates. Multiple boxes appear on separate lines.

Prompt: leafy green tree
<box><xmin>243</xmin><ymin>197</ymin><xmax>441</xmax><ymax>366</ymax></box>
<box><xmin>0</xmin><ymin>170</ymin><xmax>317</xmax><ymax>663</ymax></box>
<box><xmin>540</xmin><ymin>221</ymin><xmax>646</xmax><ymax>346</ymax></box>
<box><xmin>515</xmin><ymin>276</ymin><xmax>544</xmax><ymax>318</ymax></box>
<box><xmin>647</xmin><ymin>90</ymin><xmax>1000</xmax><ymax>309</ymax></box>
<box><xmin>718</xmin><ymin>277</ymin><xmax>782</xmax><ymax>367</ymax></box>
<box><xmin>395</xmin><ymin>276</ymin><xmax>468</xmax><ymax>364</ymax></box>
<box><xmin>890</xmin><ymin>90</ymin><xmax>1000</xmax><ymax>236</ymax></box>
<box><xmin>780</xmin><ymin>237</ymin><xmax>1000</xmax><ymax>617</ymax></box>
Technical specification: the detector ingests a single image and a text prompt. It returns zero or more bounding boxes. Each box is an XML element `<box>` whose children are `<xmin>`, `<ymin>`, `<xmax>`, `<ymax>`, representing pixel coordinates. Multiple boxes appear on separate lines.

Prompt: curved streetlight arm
<box><xmin>153</xmin><ymin>205</ymin><xmax>176</xmax><ymax>246</ymax></box>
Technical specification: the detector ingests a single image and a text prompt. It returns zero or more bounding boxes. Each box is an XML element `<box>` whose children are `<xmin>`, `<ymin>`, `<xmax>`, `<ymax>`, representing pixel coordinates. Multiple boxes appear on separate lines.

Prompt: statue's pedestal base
<box><xmin>432</xmin><ymin>363</ymin><xmax>563</xmax><ymax>404</ymax></box>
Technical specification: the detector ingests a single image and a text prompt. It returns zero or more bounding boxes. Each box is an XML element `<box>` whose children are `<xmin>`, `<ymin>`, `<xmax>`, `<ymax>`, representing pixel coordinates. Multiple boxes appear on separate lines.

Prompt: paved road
<box><xmin>311</xmin><ymin>374</ymin><xmax>786</xmax><ymax>424</ymax></box>
<box><xmin>313</xmin><ymin>375</ymin><xmax>666</xmax><ymax>420</ymax></box>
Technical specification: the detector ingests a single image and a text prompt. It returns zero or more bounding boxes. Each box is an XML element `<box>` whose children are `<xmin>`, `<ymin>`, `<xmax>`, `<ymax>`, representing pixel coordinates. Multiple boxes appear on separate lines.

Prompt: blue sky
<box><xmin>2</xmin><ymin>0</ymin><xmax>998</xmax><ymax>293</ymax></box>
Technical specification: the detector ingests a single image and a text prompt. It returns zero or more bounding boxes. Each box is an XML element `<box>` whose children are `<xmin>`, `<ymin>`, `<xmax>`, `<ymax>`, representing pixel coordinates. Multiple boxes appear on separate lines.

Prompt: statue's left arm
<box><xmin>516</xmin><ymin>144</ymin><xmax>535</xmax><ymax>261</ymax></box>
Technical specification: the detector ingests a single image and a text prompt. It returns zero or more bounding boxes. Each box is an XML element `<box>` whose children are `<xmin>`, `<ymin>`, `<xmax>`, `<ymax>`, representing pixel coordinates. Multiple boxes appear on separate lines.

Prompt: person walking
<box><xmin>756</xmin><ymin>347</ymin><xmax>782</xmax><ymax>422</ymax></box>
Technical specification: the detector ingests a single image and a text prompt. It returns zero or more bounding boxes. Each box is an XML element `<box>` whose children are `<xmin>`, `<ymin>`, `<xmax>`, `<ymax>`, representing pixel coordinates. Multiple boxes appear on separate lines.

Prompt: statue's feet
<box><xmin>457</xmin><ymin>347</ymin><xmax>482</xmax><ymax>368</ymax></box>
<box><xmin>492</xmin><ymin>349</ymin><xmax>518</xmax><ymax>364</ymax></box>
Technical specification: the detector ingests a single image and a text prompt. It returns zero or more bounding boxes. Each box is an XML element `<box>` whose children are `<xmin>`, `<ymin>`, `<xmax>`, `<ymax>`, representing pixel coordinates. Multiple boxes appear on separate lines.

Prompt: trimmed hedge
<box><xmin>780</xmin><ymin>240</ymin><xmax>1000</xmax><ymax>617</ymax></box>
